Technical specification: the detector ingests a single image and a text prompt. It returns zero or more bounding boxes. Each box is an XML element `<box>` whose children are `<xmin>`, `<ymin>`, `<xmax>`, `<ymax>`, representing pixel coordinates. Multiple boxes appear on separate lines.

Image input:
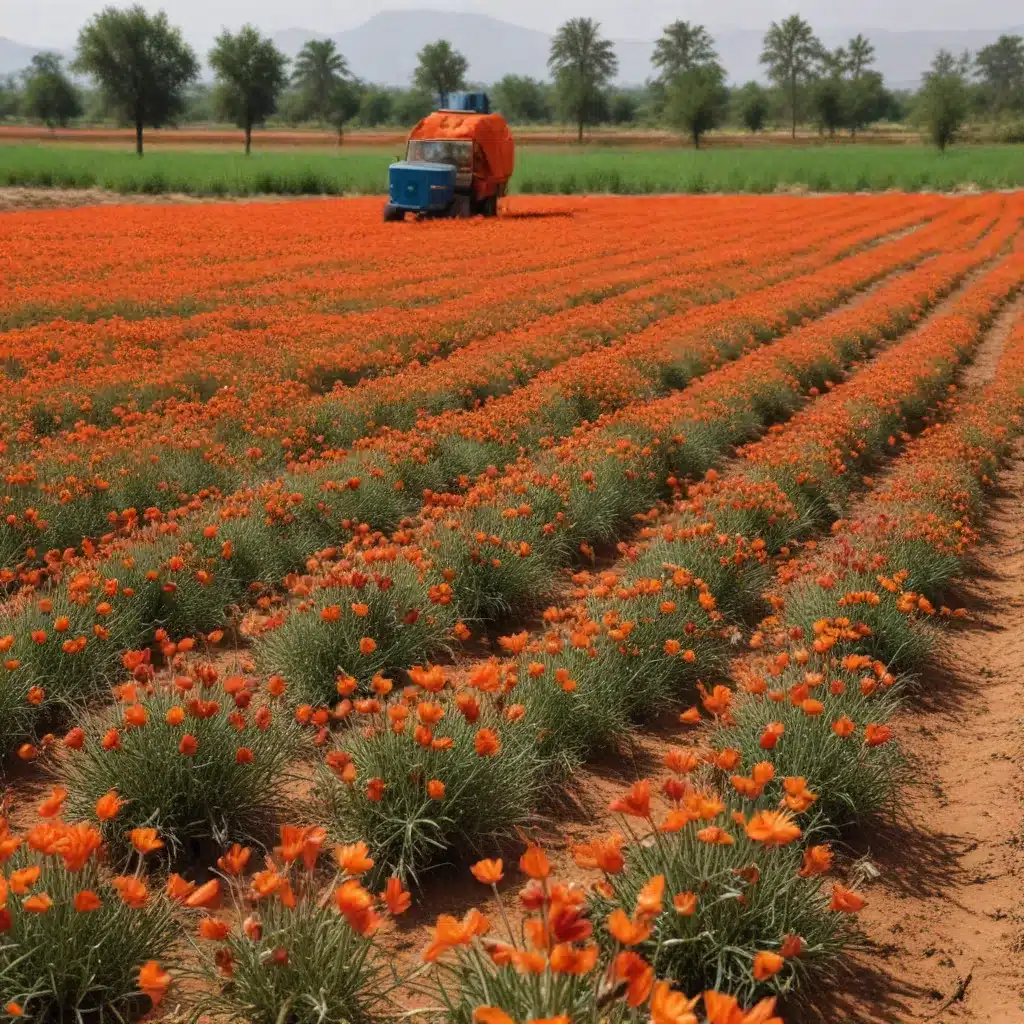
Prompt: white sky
<box><xmin>3</xmin><ymin>0</ymin><xmax>1018</xmax><ymax>49</ymax></box>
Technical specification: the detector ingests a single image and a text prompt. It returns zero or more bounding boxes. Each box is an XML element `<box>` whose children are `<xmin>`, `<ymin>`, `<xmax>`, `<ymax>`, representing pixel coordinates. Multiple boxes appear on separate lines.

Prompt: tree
<box><xmin>327</xmin><ymin>78</ymin><xmax>362</xmax><ymax>143</ymax></box>
<box><xmin>919</xmin><ymin>49</ymin><xmax>970</xmax><ymax>151</ymax></box>
<box><xmin>609</xmin><ymin>90</ymin><xmax>640</xmax><ymax>125</ymax></box>
<box><xmin>811</xmin><ymin>46</ymin><xmax>848</xmax><ymax>137</ymax></box>
<box><xmin>652</xmin><ymin>21</ymin><xmax>717</xmax><ymax>82</ymax></box>
<box><xmin>975</xmin><ymin>35</ymin><xmax>1024</xmax><ymax>115</ymax></box>
<box><xmin>0</xmin><ymin>75</ymin><xmax>21</xmax><ymax>120</ymax></box>
<box><xmin>74</xmin><ymin>5</ymin><xmax>198</xmax><ymax>155</ymax></box>
<box><xmin>412</xmin><ymin>40</ymin><xmax>468</xmax><ymax>108</ymax></box>
<box><xmin>22</xmin><ymin>53</ymin><xmax>82</xmax><ymax>128</ymax></box>
<box><xmin>760</xmin><ymin>15</ymin><xmax>822</xmax><ymax>139</ymax></box>
<box><xmin>847</xmin><ymin>34</ymin><xmax>876</xmax><ymax>80</ymax></box>
<box><xmin>492</xmin><ymin>75</ymin><xmax>551</xmax><ymax>123</ymax></box>
<box><xmin>847</xmin><ymin>70</ymin><xmax>891</xmax><ymax>135</ymax></box>
<box><xmin>209</xmin><ymin>26</ymin><xmax>288</xmax><ymax>154</ymax></box>
<box><xmin>549</xmin><ymin>17</ymin><xmax>618</xmax><ymax>143</ymax></box>
<box><xmin>665</xmin><ymin>64</ymin><xmax>727</xmax><ymax>148</ymax></box>
<box><xmin>357</xmin><ymin>87</ymin><xmax>394</xmax><ymax>127</ymax></box>
<box><xmin>736</xmin><ymin>81</ymin><xmax>770</xmax><ymax>132</ymax></box>
<box><xmin>292</xmin><ymin>39</ymin><xmax>349</xmax><ymax>123</ymax></box>
<box><xmin>392</xmin><ymin>88</ymin><xmax>435</xmax><ymax>126</ymax></box>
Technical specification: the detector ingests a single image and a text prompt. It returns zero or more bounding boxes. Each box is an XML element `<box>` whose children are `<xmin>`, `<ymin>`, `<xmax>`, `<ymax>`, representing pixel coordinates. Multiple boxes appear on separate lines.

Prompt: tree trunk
<box><xmin>693</xmin><ymin>128</ymin><xmax>700</xmax><ymax>150</ymax></box>
<box><xmin>578</xmin><ymin>118</ymin><xmax>584</xmax><ymax>144</ymax></box>
<box><xmin>135</xmin><ymin>118</ymin><xmax>144</xmax><ymax>157</ymax></box>
<box><xmin>245</xmin><ymin>121</ymin><xmax>252</xmax><ymax>156</ymax></box>
<box><xmin>791</xmin><ymin>77</ymin><xmax>797</xmax><ymax>141</ymax></box>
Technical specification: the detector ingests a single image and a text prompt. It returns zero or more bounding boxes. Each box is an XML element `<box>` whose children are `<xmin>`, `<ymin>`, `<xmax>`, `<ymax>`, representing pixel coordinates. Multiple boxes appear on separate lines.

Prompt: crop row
<box><xmin>0</xmin><ymin>198</ymin><xmax>949</xmax><ymax>578</ymax></box>
<box><xmin>302</xmin><ymin>230</ymin><xmax>1020</xmax><ymax>878</ymax></box>
<box><xmin>37</xmin><ymin>218</ymin><xmax>1022</xmax><ymax>1015</ymax></box>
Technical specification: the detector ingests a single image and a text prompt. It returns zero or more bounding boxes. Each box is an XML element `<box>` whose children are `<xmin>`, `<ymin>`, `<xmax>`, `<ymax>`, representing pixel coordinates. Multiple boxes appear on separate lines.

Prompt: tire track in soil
<box><xmin>795</xmin><ymin>298</ymin><xmax>1024</xmax><ymax>1024</ymax></box>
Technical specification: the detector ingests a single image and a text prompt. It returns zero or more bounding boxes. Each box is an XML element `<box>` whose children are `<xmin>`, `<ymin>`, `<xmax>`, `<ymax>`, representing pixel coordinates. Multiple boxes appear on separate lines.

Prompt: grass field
<box><xmin>1</xmin><ymin>141</ymin><xmax>1023</xmax><ymax>195</ymax></box>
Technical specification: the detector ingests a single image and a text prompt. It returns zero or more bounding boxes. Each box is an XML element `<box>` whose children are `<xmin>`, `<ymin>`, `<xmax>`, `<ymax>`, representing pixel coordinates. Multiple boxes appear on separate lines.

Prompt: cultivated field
<box><xmin>1</xmin><ymin>194</ymin><xmax>1023</xmax><ymax>1021</ymax></box>
<box><xmin>3</xmin><ymin>142</ymin><xmax>1024</xmax><ymax>196</ymax></box>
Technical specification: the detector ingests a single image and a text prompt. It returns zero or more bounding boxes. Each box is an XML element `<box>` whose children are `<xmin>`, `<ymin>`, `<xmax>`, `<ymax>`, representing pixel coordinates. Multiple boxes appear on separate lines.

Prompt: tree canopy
<box><xmin>22</xmin><ymin>53</ymin><xmax>82</xmax><ymax>128</ymax></box>
<box><xmin>760</xmin><ymin>15</ymin><xmax>822</xmax><ymax>138</ymax></box>
<box><xmin>412</xmin><ymin>40</ymin><xmax>469</xmax><ymax>107</ymax></box>
<box><xmin>549</xmin><ymin>17</ymin><xmax>618</xmax><ymax>142</ymax></box>
<box><xmin>74</xmin><ymin>5</ymin><xmax>198</xmax><ymax>154</ymax></box>
<box><xmin>209</xmin><ymin>26</ymin><xmax>288</xmax><ymax>154</ymax></box>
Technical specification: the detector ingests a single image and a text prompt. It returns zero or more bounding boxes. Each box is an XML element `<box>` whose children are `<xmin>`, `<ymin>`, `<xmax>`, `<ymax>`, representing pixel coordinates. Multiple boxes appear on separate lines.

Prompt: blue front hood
<box><xmin>388</xmin><ymin>161</ymin><xmax>456</xmax><ymax>211</ymax></box>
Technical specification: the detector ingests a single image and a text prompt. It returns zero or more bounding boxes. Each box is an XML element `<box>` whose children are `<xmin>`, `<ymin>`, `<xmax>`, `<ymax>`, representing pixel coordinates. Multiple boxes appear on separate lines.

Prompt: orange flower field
<box><xmin>0</xmin><ymin>194</ymin><xmax>1022</xmax><ymax>1022</ymax></box>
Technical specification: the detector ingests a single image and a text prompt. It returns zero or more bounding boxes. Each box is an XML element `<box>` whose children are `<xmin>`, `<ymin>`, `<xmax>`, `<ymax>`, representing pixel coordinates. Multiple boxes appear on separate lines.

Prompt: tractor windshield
<box><xmin>406</xmin><ymin>139</ymin><xmax>473</xmax><ymax>171</ymax></box>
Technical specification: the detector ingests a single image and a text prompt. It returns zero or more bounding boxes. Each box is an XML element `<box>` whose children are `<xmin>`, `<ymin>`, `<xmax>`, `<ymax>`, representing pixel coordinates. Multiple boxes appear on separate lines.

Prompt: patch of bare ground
<box><xmin>0</xmin><ymin>187</ymin><xmax>343</xmax><ymax>212</ymax></box>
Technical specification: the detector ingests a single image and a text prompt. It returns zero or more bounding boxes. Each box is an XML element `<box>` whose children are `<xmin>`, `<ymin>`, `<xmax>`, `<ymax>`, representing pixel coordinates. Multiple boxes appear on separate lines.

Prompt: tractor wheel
<box><xmin>484</xmin><ymin>196</ymin><xmax>498</xmax><ymax>217</ymax></box>
<box><xmin>383</xmin><ymin>204</ymin><xmax>403</xmax><ymax>222</ymax></box>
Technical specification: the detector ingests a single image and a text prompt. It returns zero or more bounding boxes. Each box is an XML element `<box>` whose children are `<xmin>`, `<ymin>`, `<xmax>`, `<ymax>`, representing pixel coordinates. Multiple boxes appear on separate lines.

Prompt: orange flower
<box><xmin>473</xmin><ymin>1009</ymin><xmax>514</xmax><ymax>1024</ymax></box>
<box><xmin>609</xmin><ymin>779</ymin><xmax>651</xmax><ymax>820</ymax></box>
<box><xmin>780</xmin><ymin>934</ymin><xmax>804</xmax><ymax>958</ymax></box>
<box><xmin>829</xmin><ymin>883</ymin><xmax>866</xmax><ymax>913</ymax></box>
<box><xmin>422</xmin><ymin>907</ymin><xmax>490</xmax><ymax>961</ymax></box>
<box><xmin>606</xmin><ymin>908</ymin><xmax>652</xmax><ymax>946</ymax></box>
<box><xmin>474</xmin><ymin>728</ymin><xmax>501</xmax><ymax>757</ymax></box>
<box><xmin>178</xmin><ymin>733</ymin><xmax>198</xmax><ymax>755</ymax></box>
<box><xmin>703</xmin><ymin>991</ymin><xmax>782</xmax><ymax>1024</ymax></box>
<box><xmin>573</xmin><ymin>832</ymin><xmax>625</xmax><ymax>875</ymax></box>
<box><xmin>649</xmin><ymin>981</ymin><xmax>700</xmax><ymax>1024</ymax></box>
<box><xmin>129</xmin><ymin>828</ymin><xmax>164</xmax><ymax>855</ymax></box>
<box><xmin>831</xmin><ymin>715</ymin><xmax>856</xmax><ymax>738</ymax></box>
<box><xmin>166</xmin><ymin>873</ymin><xmax>196</xmax><ymax>902</ymax></box>
<box><xmin>759</xmin><ymin>722</ymin><xmax>785</xmax><ymax>750</ymax></box>
<box><xmin>745</xmin><ymin>810</ymin><xmax>801</xmax><ymax>848</ymax></box>
<box><xmin>334</xmin><ymin>841</ymin><xmax>374</xmax><ymax>876</ymax></box>
<box><xmin>798</xmin><ymin>844</ymin><xmax>833</xmax><ymax>877</ymax></box>
<box><xmin>359</xmin><ymin>637</ymin><xmax>377</xmax><ymax>655</ymax></box>
<box><xmin>38</xmin><ymin>786</ymin><xmax>68</xmax><ymax>819</ymax></box>
<box><xmin>138</xmin><ymin>961</ymin><xmax>171</xmax><ymax>1007</ymax></box>
<box><xmin>673</xmin><ymin>891</ymin><xmax>698</xmax><ymax>916</ymax></box>
<box><xmin>550</xmin><ymin>942</ymin><xmax>598</xmax><ymax>975</ymax></box>
<box><xmin>613</xmin><ymin>950</ymin><xmax>655</xmax><ymax>1007</ymax></box>
<box><xmin>198</xmin><ymin>916</ymin><xmax>231</xmax><ymax>940</ymax></box>
<box><xmin>23</xmin><ymin>893</ymin><xmax>53</xmax><ymax>914</ymax></box>
<box><xmin>519</xmin><ymin>844</ymin><xmax>551</xmax><ymax>880</ymax></box>
<box><xmin>165</xmin><ymin>706</ymin><xmax>186</xmax><ymax>725</ymax></box>
<box><xmin>10</xmin><ymin>866</ymin><xmax>40</xmax><ymax>894</ymax></box>
<box><xmin>427</xmin><ymin>779</ymin><xmax>446</xmax><ymax>800</ymax></box>
<box><xmin>4</xmin><ymin>1005</ymin><xmax>22</xmax><ymax>1018</ymax></box>
<box><xmin>74</xmin><ymin>889</ymin><xmax>103</xmax><ymax>912</ymax></box>
<box><xmin>635</xmin><ymin>874</ymin><xmax>665</xmax><ymax>920</ymax></box>
<box><xmin>112</xmin><ymin>875</ymin><xmax>149</xmax><ymax>908</ymax></box>
<box><xmin>185</xmin><ymin>879</ymin><xmax>222</xmax><ymax>910</ymax></box>
<box><xmin>217</xmin><ymin>843</ymin><xmax>252</xmax><ymax>875</ymax></box>
<box><xmin>864</xmin><ymin>722</ymin><xmax>893</xmax><ymax>747</ymax></box>
<box><xmin>381</xmin><ymin>876</ymin><xmax>412</xmax><ymax>915</ymax></box>
<box><xmin>753</xmin><ymin>950</ymin><xmax>785</xmax><ymax>981</ymax></box>
<box><xmin>471</xmin><ymin>858</ymin><xmax>504</xmax><ymax>885</ymax></box>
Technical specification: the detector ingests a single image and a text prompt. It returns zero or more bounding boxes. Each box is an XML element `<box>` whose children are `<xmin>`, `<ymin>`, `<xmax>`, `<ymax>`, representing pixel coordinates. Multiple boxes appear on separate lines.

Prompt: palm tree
<box><xmin>652</xmin><ymin>21</ymin><xmax>718</xmax><ymax>82</ymax></box>
<box><xmin>760</xmin><ymin>15</ymin><xmax>823</xmax><ymax>139</ymax></box>
<box><xmin>292</xmin><ymin>39</ymin><xmax>349</xmax><ymax>123</ymax></box>
<box><xmin>549</xmin><ymin>17</ymin><xmax>618</xmax><ymax>143</ymax></box>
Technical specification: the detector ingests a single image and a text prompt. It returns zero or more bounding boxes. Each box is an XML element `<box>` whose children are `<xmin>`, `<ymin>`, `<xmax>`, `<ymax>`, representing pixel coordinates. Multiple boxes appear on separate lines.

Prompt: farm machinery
<box><xmin>384</xmin><ymin>92</ymin><xmax>514</xmax><ymax>221</ymax></box>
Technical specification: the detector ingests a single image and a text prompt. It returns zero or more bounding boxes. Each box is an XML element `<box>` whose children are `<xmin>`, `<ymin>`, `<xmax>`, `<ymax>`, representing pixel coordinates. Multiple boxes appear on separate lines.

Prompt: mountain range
<box><xmin>3</xmin><ymin>10</ymin><xmax>1023</xmax><ymax>89</ymax></box>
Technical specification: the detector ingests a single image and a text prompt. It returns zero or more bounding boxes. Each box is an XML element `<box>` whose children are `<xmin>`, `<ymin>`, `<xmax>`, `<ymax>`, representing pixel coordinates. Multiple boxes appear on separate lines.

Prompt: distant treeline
<box><xmin>1</xmin><ymin>6</ymin><xmax>1023</xmax><ymax>152</ymax></box>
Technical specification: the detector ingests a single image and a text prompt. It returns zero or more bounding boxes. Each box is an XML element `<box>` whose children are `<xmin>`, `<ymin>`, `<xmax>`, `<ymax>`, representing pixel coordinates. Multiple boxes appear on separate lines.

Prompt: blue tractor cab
<box><xmin>383</xmin><ymin>94</ymin><xmax>514</xmax><ymax>222</ymax></box>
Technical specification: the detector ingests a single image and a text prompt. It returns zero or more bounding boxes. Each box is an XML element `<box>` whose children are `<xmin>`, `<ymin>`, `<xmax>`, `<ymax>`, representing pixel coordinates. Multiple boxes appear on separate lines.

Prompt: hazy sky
<box><xmin>3</xmin><ymin>0</ymin><xmax>1018</xmax><ymax>48</ymax></box>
